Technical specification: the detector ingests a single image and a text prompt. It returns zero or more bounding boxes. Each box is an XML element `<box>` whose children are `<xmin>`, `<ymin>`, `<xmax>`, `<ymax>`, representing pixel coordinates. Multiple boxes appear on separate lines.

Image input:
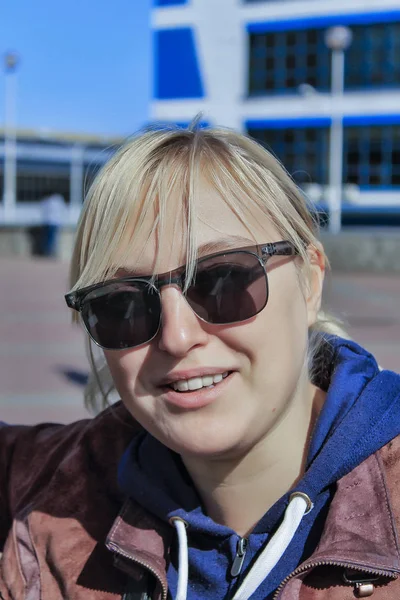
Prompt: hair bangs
<box><xmin>70</xmin><ymin>125</ymin><xmax>322</xmax><ymax>298</ymax></box>
<box><xmin>198</xmin><ymin>132</ymin><xmax>318</xmax><ymax>272</ymax></box>
<box><xmin>70</xmin><ymin>128</ymin><xmax>207</xmax><ymax>295</ymax></box>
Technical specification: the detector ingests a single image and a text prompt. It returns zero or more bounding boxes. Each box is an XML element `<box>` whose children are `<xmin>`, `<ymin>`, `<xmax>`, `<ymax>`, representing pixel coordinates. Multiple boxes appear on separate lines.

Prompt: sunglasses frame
<box><xmin>65</xmin><ymin>240</ymin><xmax>297</xmax><ymax>349</ymax></box>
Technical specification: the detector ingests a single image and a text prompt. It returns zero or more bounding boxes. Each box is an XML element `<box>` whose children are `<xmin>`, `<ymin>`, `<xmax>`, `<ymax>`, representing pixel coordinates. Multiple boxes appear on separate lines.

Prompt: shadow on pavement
<box><xmin>57</xmin><ymin>367</ymin><xmax>89</xmax><ymax>387</ymax></box>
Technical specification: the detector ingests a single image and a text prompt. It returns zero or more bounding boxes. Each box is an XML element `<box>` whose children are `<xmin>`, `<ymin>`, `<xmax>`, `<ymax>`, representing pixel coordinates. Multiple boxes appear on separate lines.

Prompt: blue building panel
<box><xmin>154</xmin><ymin>0</ymin><xmax>188</xmax><ymax>5</ymax></box>
<box><xmin>245</xmin><ymin>118</ymin><xmax>331</xmax><ymax>129</ymax></box>
<box><xmin>148</xmin><ymin>120</ymin><xmax>210</xmax><ymax>129</ymax></box>
<box><xmin>343</xmin><ymin>115</ymin><xmax>400</xmax><ymax>127</ymax></box>
<box><xmin>154</xmin><ymin>28</ymin><xmax>204</xmax><ymax>99</ymax></box>
<box><xmin>175</xmin><ymin>120</ymin><xmax>209</xmax><ymax>128</ymax></box>
<box><xmin>247</xmin><ymin>11</ymin><xmax>400</xmax><ymax>34</ymax></box>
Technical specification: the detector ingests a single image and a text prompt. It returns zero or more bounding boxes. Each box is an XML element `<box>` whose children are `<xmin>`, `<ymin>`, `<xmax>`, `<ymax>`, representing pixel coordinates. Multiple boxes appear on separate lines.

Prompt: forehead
<box><xmin>117</xmin><ymin>181</ymin><xmax>279</xmax><ymax>275</ymax></box>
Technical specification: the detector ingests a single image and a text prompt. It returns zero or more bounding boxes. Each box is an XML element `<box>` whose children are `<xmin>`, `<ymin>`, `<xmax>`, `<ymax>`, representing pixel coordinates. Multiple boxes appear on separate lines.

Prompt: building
<box><xmin>152</xmin><ymin>0</ymin><xmax>400</xmax><ymax>212</ymax></box>
<box><xmin>0</xmin><ymin>129</ymin><xmax>121</xmax><ymax>226</ymax></box>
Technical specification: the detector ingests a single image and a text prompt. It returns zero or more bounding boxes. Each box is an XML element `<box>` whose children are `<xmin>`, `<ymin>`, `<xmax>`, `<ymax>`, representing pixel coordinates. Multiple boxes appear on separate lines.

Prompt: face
<box><xmin>103</xmin><ymin>181</ymin><xmax>324</xmax><ymax>460</ymax></box>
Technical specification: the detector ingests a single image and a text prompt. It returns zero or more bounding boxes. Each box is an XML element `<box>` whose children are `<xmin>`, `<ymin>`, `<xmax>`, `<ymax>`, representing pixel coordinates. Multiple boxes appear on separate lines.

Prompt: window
<box><xmin>247</xmin><ymin>126</ymin><xmax>329</xmax><ymax>185</ymax></box>
<box><xmin>346</xmin><ymin>22</ymin><xmax>400</xmax><ymax>89</ymax></box>
<box><xmin>248</xmin><ymin>28</ymin><xmax>330</xmax><ymax>95</ymax></box>
<box><xmin>16</xmin><ymin>161</ymin><xmax>71</xmax><ymax>203</ymax></box>
<box><xmin>248</xmin><ymin>21</ymin><xmax>400</xmax><ymax>95</ymax></box>
<box><xmin>344</xmin><ymin>126</ymin><xmax>400</xmax><ymax>188</ymax></box>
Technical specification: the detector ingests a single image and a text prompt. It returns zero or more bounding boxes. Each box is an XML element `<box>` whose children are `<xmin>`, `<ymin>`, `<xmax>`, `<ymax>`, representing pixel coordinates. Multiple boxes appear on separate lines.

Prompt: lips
<box><xmin>160</xmin><ymin>371</ymin><xmax>235</xmax><ymax>410</ymax></box>
<box><xmin>159</xmin><ymin>367</ymin><xmax>234</xmax><ymax>388</ymax></box>
<box><xmin>170</xmin><ymin>372</ymin><xmax>229</xmax><ymax>392</ymax></box>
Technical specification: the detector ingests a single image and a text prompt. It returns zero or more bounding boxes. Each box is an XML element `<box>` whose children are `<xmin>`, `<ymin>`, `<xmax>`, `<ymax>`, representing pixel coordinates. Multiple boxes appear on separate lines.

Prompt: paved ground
<box><xmin>0</xmin><ymin>258</ymin><xmax>90</xmax><ymax>424</ymax></box>
<box><xmin>1</xmin><ymin>257</ymin><xmax>399</xmax><ymax>425</ymax></box>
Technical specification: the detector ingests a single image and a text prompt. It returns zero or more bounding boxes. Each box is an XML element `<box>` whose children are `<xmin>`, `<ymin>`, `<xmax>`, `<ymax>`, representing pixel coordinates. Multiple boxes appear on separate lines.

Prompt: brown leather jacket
<box><xmin>1</xmin><ymin>403</ymin><xmax>400</xmax><ymax>600</ymax></box>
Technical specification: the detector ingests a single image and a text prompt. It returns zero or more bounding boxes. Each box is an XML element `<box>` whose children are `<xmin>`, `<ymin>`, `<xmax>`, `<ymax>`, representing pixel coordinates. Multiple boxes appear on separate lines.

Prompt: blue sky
<box><xmin>0</xmin><ymin>0</ymin><xmax>151</xmax><ymax>136</ymax></box>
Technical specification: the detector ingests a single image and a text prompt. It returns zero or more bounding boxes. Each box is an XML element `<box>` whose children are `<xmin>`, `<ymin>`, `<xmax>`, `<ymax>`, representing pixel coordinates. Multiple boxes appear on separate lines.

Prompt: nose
<box><xmin>157</xmin><ymin>286</ymin><xmax>209</xmax><ymax>356</ymax></box>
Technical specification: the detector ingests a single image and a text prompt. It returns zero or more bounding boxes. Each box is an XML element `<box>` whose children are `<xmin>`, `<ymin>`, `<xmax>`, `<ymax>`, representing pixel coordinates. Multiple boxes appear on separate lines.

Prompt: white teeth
<box><xmin>175</xmin><ymin>380</ymin><xmax>189</xmax><ymax>392</ymax></box>
<box><xmin>171</xmin><ymin>372</ymin><xmax>229</xmax><ymax>392</ymax></box>
<box><xmin>188</xmin><ymin>377</ymin><xmax>203</xmax><ymax>391</ymax></box>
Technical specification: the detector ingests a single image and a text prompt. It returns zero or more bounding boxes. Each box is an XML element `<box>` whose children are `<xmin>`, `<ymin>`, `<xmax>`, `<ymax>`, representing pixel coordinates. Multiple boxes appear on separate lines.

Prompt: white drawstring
<box><xmin>171</xmin><ymin>492</ymin><xmax>313</xmax><ymax>600</ymax></box>
<box><xmin>232</xmin><ymin>494</ymin><xmax>312</xmax><ymax>600</ymax></box>
<box><xmin>171</xmin><ymin>518</ymin><xmax>189</xmax><ymax>600</ymax></box>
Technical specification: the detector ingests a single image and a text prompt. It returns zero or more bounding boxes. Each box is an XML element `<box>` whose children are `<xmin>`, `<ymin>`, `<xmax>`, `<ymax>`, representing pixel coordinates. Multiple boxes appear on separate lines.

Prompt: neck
<box><xmin>182</xmin><ymin>381</ymin><xmax>325</xmax><ymax>537</ymax></box>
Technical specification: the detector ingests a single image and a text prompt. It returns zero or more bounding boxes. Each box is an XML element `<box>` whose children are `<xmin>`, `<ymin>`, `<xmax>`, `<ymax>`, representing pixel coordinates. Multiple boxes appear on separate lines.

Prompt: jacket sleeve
<box><xmin>0</xmin><ymin>422</ymin><xmax>28</xmax><ymax>550</ymax></box>
<box><xmin>0</xmin><ymin>407</ymin><xmax>128</xmax><ymax>553</ymax></box>
<box><xmin>0</xmin><ymin>420</ymin><xmax>68</xmax><ymax>551</ymax></box>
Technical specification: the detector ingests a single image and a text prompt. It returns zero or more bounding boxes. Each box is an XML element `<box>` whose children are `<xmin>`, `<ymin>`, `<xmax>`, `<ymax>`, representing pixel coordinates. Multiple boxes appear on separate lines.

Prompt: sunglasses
<box><xmin>65</xmin><ymin>241</ymin><xmax>297</xmax><ymax>350</ymax></box>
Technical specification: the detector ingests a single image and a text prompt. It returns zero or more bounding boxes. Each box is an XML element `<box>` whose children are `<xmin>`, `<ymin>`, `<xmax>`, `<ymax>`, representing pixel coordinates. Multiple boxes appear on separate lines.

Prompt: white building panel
<box><xmin>152</xmin><ymin>0</ymin><xmax>400</xmax><ymax>205</ymax></box>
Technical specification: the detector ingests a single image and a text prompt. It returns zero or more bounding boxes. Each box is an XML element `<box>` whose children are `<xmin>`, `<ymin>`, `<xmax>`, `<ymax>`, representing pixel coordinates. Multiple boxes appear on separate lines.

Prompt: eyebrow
<box><xmin>115</xmin><ymin>235</ymin><xmax>257</xmax><ymax>278</ymax></box>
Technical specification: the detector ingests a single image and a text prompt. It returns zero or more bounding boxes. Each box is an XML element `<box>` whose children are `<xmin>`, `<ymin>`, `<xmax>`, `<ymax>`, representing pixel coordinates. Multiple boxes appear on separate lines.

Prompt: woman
<box><xmin>1</xmin><ymin>125</ymin><xmax>400</xmax><ymax>600</ymax></box>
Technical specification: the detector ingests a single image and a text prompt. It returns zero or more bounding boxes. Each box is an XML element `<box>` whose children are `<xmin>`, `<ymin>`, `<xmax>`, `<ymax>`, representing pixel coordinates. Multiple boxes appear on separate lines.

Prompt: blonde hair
<box><xmin>69</xmin><ymin>123</ymin><xmax>348</xmax><ymax>412</ymax></box>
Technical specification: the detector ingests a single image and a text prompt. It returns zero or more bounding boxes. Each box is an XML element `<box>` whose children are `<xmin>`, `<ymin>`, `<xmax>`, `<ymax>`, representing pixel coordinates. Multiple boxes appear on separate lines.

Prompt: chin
<box><xmin>159</xmin><ymin>423</ymin><xmax>256</xmax><ymax>461</ymax></box>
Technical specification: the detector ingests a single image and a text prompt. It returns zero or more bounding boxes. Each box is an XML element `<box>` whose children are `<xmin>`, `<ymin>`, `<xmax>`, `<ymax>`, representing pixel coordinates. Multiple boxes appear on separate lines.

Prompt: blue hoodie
<box><xmin>118</xmin><ymin>337</ymin><xmax>400</xmax><ymax>599</ymax></box>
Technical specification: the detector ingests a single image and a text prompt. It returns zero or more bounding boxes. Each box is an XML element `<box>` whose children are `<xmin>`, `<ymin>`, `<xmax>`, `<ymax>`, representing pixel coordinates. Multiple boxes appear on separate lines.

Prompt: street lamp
<box><xmin>3</xmin><ymin>51</ymin><xmax>19</xmax><ymax>223</ymax></box>
<box><xmin>324</xmin><ymin>26</ymin><xmax>353</xmax><ymax>234</ymax></box>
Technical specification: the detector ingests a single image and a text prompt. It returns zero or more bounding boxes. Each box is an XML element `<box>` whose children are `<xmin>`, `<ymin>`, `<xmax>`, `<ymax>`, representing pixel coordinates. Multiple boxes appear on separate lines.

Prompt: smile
<box><xmin>170</xmin><ymin>372</ymin><xmax>229</xmax><ymax>392</ymax></box>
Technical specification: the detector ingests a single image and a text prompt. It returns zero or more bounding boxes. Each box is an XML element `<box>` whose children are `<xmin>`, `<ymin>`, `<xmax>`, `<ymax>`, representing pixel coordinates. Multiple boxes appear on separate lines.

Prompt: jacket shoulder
<box><xmin>379</xmin><ymin>434</ymin><xmax>400</xmax><ymax>530</ymax></box>
<box><xmin>0</xmin><ymin>403</ymin><xmax>140</xmax><ymax>547</ymax></box>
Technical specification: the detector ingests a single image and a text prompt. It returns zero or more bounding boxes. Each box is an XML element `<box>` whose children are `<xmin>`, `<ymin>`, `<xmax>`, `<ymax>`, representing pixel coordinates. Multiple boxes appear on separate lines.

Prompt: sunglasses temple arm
<box><xmin>261</xmin><ymin>242</ymin><xmax>298</xmax><ymax>260</ymax></box>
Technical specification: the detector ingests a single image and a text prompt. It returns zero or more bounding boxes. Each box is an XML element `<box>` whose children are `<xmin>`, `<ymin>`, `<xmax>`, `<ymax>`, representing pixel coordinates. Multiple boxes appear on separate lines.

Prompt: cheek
<box><xmin>245</xmin><ymin>267</ymin><xmax>309</xmax><ymax>382</ymax></box>
<box><xmin>104</xmin><ymin>347</ymin><xmax>148</xmax><ymax>395</ymax></box>
<box><xmin>267</xmin><ymin>264</ymin><xmax>309</xmax><ymax>335</ymax></box>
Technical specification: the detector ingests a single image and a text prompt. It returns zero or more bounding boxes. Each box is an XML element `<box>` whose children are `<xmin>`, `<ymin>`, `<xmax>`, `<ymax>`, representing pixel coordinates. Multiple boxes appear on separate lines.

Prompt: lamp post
<box><xmin>3</xmin><ymin>51</ymin><xmax>19</xmax><ymax>223</ymax></box>
<box><xmin>324</xmin><ymin>26</ymin><xmax>352</xmax><ymax>234</ymax></box>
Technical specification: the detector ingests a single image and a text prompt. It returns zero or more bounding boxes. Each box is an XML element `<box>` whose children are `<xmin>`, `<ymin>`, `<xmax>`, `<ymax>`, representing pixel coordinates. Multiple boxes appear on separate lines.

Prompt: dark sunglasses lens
<box><xmin>81</xmin><ymin>282</ymin><xmax>160</xmax><ymax>349</ymax></box>
<box><xmin>186</xmin><ymin>252</ymin><xmax>268</xmax><ymax>324</ymax></box>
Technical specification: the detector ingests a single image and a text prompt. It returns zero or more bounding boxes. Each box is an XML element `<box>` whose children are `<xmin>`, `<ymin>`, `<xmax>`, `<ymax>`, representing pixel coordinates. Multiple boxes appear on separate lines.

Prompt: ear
<box><xmin>305</xmin><ymin>245</ymin><xmax>325</xmax><ymax>328</ymax></box>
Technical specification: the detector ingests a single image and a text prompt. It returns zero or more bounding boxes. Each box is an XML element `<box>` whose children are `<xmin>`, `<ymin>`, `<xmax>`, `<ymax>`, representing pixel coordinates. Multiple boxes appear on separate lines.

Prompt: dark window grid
<box><xmin>250</xmin><ymin>63</ymin><xmax>267</xmax><ymax>78</ymax></box>
<box><xmin>249</xmin><ymin>64</ymin><xmax>266</xmax><ymax>82</ymax></box>
<box><xmin>247</xmin><ymin>127</ymin><xmax>328</xmax><ymax>185</ymax></box>
<box><xmin>344</xmin><ymin>131</ymin><xmax>368</xmax><ymax>187</ymax></box>
<box><xmin>258</xmin><ymin>49</ymin><xmax>321</xmax><ymax>81</ymax></box>
<box><xmin>359</xmin><ymin>128</ymin><xmax>376</xmax><ymax>184</ymax></box>
<box><xmin>254</xmin><ymin>63</ymin><xmax>321</xmax><ymax>93</ymax></box>
<box><xmin>249</xmin><ymin>29</ymin><xmax>331</xmax><ymax>95</ymax></box>
<box><xmin>346</xmin><ymin>29</ymin><xmax>372</xmax><ymax>88</ymax></box>
<box><xmin>345</xmin><ymin>22</ymin><xmax>400</xmax><ymax>90</ymax></box>
<box><xmin>367</xmin><ymin>128</ymin><xmax>393</xmax><ymax>186</ymax></box>
<box><xmin>249</xmin><ymin>34</ymin><xmax>263</xmax><ymax>49</ymax></box>
<box><xmin>16</xmin><ymin>175</ymin><xmax>70</xmax><ymax>203</ymax></box>
<box><xmin>274</xmin><ymin>52</ymin><xmax>288</xmax><ymax>90</ymax></box>
<box><xmin>344</xmin><ymin>126</ymin><xmax>400</xmax><ymax>188</ymax></box>
<box><xmin>251</xmin><ymin>48</ymin><xmax>268</xmax><ymax>59</ymax></box>
<box><xmin>282</xmin><ymin>30</ymin><xmax>315</xmax><ymax>90</ymax></box>
<box><xmin>16</xmin><ymin>166</ymin><xmax>70</xmax><ymax>177</ymax></box>
<box><xmin>285</xmin><ymin>66</ymin><xmax>319</xmax><ymax>80</ymax></box>
<box><xmin>250</xmin><ymin>22</ymin><xmax>400</xmax><ymax>96</ymax></box>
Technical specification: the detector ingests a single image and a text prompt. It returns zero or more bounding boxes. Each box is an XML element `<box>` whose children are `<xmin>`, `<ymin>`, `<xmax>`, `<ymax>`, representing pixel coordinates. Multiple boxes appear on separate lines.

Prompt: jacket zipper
<box><xmin>108</xmin><ymin>542</ymin><xmax>398</xmax><ymax>599</ymax></box>
<box><xmin>231</xmin><ymin>537</ymin><xmax>248</xmax><ymax>577</ymax></box>
<box><xmin>107</xmin><ymin>541</ymin><xmax>168</xmax><ymax>600</ymax></box>
<box><xmin>273</xmin><ymin>559</ymin><xmax>398</xmax><ymax>599</ymax></box>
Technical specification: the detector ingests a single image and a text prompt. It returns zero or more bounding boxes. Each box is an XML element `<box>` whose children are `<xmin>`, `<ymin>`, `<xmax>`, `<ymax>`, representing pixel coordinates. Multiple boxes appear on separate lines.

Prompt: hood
<box><xmin>117</xmin><ymin>336</ymin><xmax>400</xmax><ymax>599</ymax></box>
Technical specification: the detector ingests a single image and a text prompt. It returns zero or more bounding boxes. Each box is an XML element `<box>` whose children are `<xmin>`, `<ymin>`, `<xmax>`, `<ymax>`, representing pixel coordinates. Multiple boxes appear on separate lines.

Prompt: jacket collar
<box><xmin>106</xmin><ymin>447</ymin><xmax>400</xmax><ymax>598</ymax></box>
<box><xmin>302</xmin><ymin>449</ymin><xmax>400</xmax><ymax>574</ymax></box>
<box><xmin>106</xmin><ymin>498</ymin><xmax>172</xmax><ymax>600</ymax></box>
